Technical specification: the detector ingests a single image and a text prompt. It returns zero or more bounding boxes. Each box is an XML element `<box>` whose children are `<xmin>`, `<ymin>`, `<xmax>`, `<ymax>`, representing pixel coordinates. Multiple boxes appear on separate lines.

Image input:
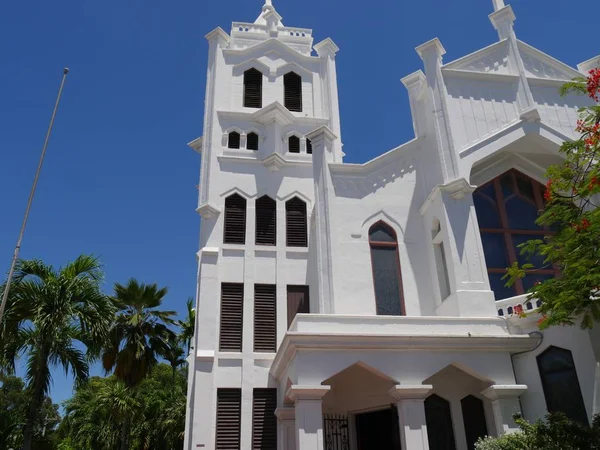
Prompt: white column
<box><xmin>307</xmin><ymin>126</ymin><xmax>338</xmax><ymax>314</ymax></box>
<box><xmin>287</xmin><ymin>385</ymin><xmax>331</xmax><ymax>450</ymax></box>
<box><xmin>275</xmin><ymin>407</ymin><xmax>297</xmax><ymax>450</ymax></box>
<box><xmin>389</xmin><ymin>385</ymin><xmax>433</xmax><ymax>450</ymax></box>
<box><xmin>481</xmin><ymin>385</ymin><xmax>528</xmax><ymax>434</ymax></box>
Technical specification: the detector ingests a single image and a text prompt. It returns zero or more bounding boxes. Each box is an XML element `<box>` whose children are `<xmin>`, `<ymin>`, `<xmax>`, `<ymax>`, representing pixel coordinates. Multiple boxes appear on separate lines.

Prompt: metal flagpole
<box><xmin>0</xmin><ymin>67</ymin><xmax>70</xmax><ymax>326</ymax></box>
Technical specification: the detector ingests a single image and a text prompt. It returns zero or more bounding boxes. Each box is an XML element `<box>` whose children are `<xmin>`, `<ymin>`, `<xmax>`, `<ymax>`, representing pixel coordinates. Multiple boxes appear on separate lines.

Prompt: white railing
<box><xmin>495</xmin><ymin>294</ymin><xmax>541</xmax><ymax>317</ymax></box>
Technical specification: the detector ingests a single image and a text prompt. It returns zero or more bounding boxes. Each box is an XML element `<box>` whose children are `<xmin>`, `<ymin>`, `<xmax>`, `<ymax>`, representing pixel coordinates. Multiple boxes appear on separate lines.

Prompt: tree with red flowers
<box><xmin>506</xmin><ymin>68</ymin><xmax>600</xmax><ymax>329</ymax></box>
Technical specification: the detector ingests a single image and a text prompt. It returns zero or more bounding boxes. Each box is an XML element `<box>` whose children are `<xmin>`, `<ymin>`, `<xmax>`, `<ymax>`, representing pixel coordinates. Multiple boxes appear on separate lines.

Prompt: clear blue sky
<box><xmin>0</xmin><ymin>0</ymin><xmax>596</xmax><ymax>407</ymax></box>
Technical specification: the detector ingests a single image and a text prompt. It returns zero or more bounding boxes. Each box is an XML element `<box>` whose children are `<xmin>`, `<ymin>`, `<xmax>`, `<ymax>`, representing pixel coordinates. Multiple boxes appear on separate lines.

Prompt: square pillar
<box><xmin>275</xmin><ymin>407</ymin><xmax>296</xmax><ymax>450</ymax></box>
<box><xmin>287</xmin><ymin>385</ymin><xmax>331</xmax><ymax>450</ymax></box>
<box><xmin>389</xmin><ymin>385</ymin><xmax>433</xmax><ymax>450</ymax></box>
<box><xmin>481</xmin><ymin>385</ymin><xmax>528</xmax><ymax>434</ymax></box>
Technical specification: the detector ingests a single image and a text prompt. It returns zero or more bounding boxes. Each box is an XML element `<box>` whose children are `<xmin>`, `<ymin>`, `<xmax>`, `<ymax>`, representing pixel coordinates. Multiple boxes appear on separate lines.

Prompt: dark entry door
<box><xmin>356</xmin><ymin>407</ymin><xmax>401</xmax><ymax>450</ymax></box>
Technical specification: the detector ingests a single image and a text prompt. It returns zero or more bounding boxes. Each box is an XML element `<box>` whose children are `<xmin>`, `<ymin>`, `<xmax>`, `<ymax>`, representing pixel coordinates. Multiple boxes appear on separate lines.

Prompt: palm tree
<box><xmin>101</xmin><ymin>278</ymin><xmax>176</xmax><ymax>450</ymax></box>
<box><xmin>178</xmin><ymin>297</ymin><xmax>195</xmax><ymax>354</ymax></box>
<box><xmin>0</xmin><ymin>255</ymin><xmax>115</xmax><ymax>450</ymax></box>
<box><xmin>163</xmin><ymin>338</ymin><xmax>186</xmax><ymax>388</ymax></box>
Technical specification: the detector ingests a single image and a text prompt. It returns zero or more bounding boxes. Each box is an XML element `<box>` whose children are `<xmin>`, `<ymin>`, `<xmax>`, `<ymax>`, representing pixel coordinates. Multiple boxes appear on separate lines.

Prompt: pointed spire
<box><xmin>254</xmin><ymin>0</ymin><xmax>283</xmax><ymax>27</ymax></box>
<box><xmin>492</xmin><ymin>0</ymin><xmax>505</xmax><ymax>11</ymax></box>
<box><xmin>265</xmin><ymin>0</ymin><xmax>272</xmax><ymax>6</ymax></box>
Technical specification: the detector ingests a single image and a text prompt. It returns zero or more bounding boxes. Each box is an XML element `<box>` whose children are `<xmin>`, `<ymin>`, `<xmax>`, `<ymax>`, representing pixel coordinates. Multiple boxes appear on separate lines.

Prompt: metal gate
<box><xmin>323</xmin><ymin>414</ymin><xmax>350</xmax><ymax>450</ymax></box>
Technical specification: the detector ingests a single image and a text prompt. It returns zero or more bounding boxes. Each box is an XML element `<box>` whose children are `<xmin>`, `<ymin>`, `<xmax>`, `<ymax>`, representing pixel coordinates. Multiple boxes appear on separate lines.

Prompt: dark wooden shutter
<box><xmin>254</xmin><ymin>284</ymin><xmax>276</xmax><ymax>352</ymax></box>
<box><xmin>228</xmin><ymin>131</ymin><xmax>240</xmax><ymax>149</ymax></box>
<box><xmin>288</xmin><ymin>136</ymin><xmax>300</xmax><ymax>153</ymax></box>
<box><xmin>256</xmin><ymin>196</ymin><xmax>276</xmax><ymax>245</ymax></box>
<box><xmin>247</xmin><ymin>132</ymin><xmax>259</xmax><ymax>151</ymax></box>
<box><xmin>286</xmin><ymin>197</ymin><xmax>307</xmax><ymax>247</ymax></box>
<box><xmin>224</xmin><ymin>194</ymin><xmax>246</xmax><ymax>244</ymax></box>
<box><xmin>284</xmin><ymin>72</ymin><xmax>302</xmax><ymax>112</ymax></box>
<box><xmin>287</xmin><ymin>285</ymin><xmax>309</xmax><ymax>328</ymax></box>
<box><xmin>216</xmin><ymin>388</ymin><xmax>242</xmax><ymax>450</ymax></box>
<box><xmin>252</xmin><ymin>388</ymin><xmax>277</xmax><ymax>450</ymax></box>
<box><xmin>220</xmin><ymin>283</ymin><xmax>243</xmax><ymax>352</ymax></box>
<box><xmin>244</xmin><ymin>68</ymin><xmax>263</xmax><ymax>108</ymax></box>
<box><xmin>306</xmin><ymin>138</ymin><xmax>312</xmax><ymax>154</ymax></box>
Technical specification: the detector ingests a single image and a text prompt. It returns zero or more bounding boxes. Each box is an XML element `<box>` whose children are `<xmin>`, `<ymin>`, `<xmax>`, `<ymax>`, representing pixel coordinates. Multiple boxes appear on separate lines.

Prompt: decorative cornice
<box><xmin>416</xmin><ymin>38</ymin><xmax>446</xmax><ymax>59</ymax></box>
<box><xmin>489</xmin><ymin>5</ymin><xmax>516</xmax><ymax>29</ymax></box>
<box><xmin>420</xmin><ymin>178</ymin><xmax>477</xmax><ymax>216</ymax></box>
<box><xmin>217</xmin><ymin>106</ymin><xmax>328</xmax><ymax>127</ymax></box>
<box><xmin>274</xmin><ymin>407</ymin><xmax>295</xmax><ymax>421</ymax></box>
<box><xmin>306</xmin><ymin>126</ymin><xmax>338</xmax><ymax>144</ymax></box>
<box><xmin>196</xmin><ymin>202</ymin><xmax>220</xmax><ymax>219</ymax></box>
<box><xmin>262</xmin><ymin>152</ymin><xmax>286</xmax><ymax>172</ymax></box>
<box><xmin>401</xmin><ymin>70</ymin><xmax>427</xmax><ymax>99</ymax></box>
<box><xmin>314</xmin><ymin>38</ymin><xmax>339</xmax><ymax>57</ymax></box>
<box><xmin>388</xmin><ymin>385</ymin><xmax>433</xmax><ymax>400</ymax></box>
<box><xmin>205</xmin><ymin>27</ymin><xmax>230</xmax><ymax>45</ymax></box>
<box><xmin>188</xmin><ymin>136</ymin><xmax>203</xmax><ymax>153</ymax></box>
<box><xmin>286</xmin><ymin>385</ymin><xmax>331</xmax><ymax>402</ymax></box>
<box><xmin>519</xmin><ymin>107</ymin><xmax>541</xmax><ymax>123</ymax></box>
<box><xmin>199</xmin><ymin>247</ymin><xmax>219</xmax><ymax>257</ymax></box>
<box><xmin>481</xmin><ymin>384</ymin><xmax>528</xmax><ymax>401</ymax></box>
<box><xmin>195</xmin><ymin>349</ymin><xmax>215</xmax><ymax>361</ymax></box>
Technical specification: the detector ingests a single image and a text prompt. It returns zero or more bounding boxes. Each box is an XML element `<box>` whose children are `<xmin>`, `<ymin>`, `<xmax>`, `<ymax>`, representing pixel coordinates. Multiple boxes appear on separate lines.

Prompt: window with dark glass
<box><xmin>285</xmin><ymin>197</ymin><xmax>307</xmax><ymax>247</ymax></box>
<box><xmin>473</xmin><ymin>169</ymin><xmax>557</xmax><ymax>300</ymax></box>
<box><xmin>287</xmin><ymin>285</ymin><xmax>309</xmax><ymax>328</ymax></box>
<box><xmin>244</xmin><ymin>68</ymin><xmax>263</xmax><ymax>108</ymax></box>
<box><xmin>425</xmin><ymin>394</ymin><xmax>456</xmax><ymax>450</ymax></box>
<box><xmin>288</xmin><ymin>135</ymin><xmax>300</xmax><ymax>153</ymax></box>
<box><xmin>537</xmin><ymin>346</ymin><xmax>588</xmax><ymax>424</ymax></box>
<box><xmin>284</xmin><ymin>72</ymin><xmax>302</xmax><ymax>112</ymax></box>
<box><xmin>224</xmin><ymin>194</ymin><xmax>246</xmax><ymax>244</ymax></box>
<box><xmin>255</xmin><ymin>196</ymin><xmax>276</xmax><ymax>245</ymax></box>
<box><xmin>461</xmin><ymin>395</ymin><xmax>487</xmax><ymax>450</ymax></box>
<box><xmin>432</xmin><ymin>221</ymin><xmax>451</xmax><ymax>301</ymax></box>
<box><xmin>369</xmin><ymin>222</ymin><xmax>404</xmax><ymax>316</ymax></box>
<box><xmin>306</xmin><ymin>138</ymin><xmax>312</xmax><ymax>154</ymax></box>
<box><xmin>247</xmin><ymin>132</ymin><xmax>259</xmax><ymax>151</ymax></box>
<box><xmin>228</xmin><ymin>131</ymin><xmax>241</xmax><ymax>149</ymax></box>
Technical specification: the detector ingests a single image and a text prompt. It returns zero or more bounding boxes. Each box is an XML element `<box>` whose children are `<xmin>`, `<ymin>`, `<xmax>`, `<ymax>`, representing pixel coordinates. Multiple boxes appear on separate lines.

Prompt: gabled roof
<box><xmin>517</xmin><ymin>40</ymin><xmax>581</xmax><ymax>81</ymax></box>
<box><xmin>443</xmin><ymin>40</ymin><xmax>510</xmax><ymax>75</ymax></box>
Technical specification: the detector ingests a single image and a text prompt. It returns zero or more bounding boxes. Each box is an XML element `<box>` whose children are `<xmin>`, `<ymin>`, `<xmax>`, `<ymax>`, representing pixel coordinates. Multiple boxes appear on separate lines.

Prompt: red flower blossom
<box><xmin>514</xmin><ymin>304</ymin><xmax>524</xmax><ymax>315</ymax></box>
<box><xmin>587</xmin><ymin>68</ymin><xmax>600</xmax><ymax>101</ymax></box>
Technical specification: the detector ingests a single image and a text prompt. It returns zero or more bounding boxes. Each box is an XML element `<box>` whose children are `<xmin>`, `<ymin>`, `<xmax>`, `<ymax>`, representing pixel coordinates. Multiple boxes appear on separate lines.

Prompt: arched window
<box><xmin>369</xmin><ymin>222</ymin><xmax>404</xmax><ymax>316</ymax></box>
<box><xmin>223</xmin><ymin>194</ymin><xmax>246</xmax><ymax>244</ymax></box>
<box><xmin>284</xmin><ymin>72</ymin><xmax>302</xmax><ymax>112</ymax></box>
<box><xmin>425</xmin><ymin>394</ymin><xmax>456</xmax><ymax>450</ymax></box>
<box><xmin>461</xmin><ymin>395</ymin><xmax>487</xmax><ymax>450</ymax></box>
<box><xmin>255</xmin><ymin>196</ymin><xmax>276</xmax><ymax>246</ymax></box>
<box><xmin>244</xmin><ymin>68</ymin><xmax>262</xmax><ymax>108</ymax></box>
<box><xmin>285</xmin><ymin>197</ymin><xmax>307</xmax><ymax>247</ymax></box>
<box><xmin>247</xmin><ymin>132</ymin><xmax>259</xmax><ymax>151</ymax></box>
<box><xmin>306</xmin><ymin>138</ymin><xmax>312</xmax><ymax>154</ymax></box>
<box><xmin>228</xmin><ymin>131</ymin><xmax>241</xmax><ymax>149</ymax></box>
<box><xmin>288</xmin><ymin>135</ymin><xmax>300</xmax><ymax>153</ymax></box>
<box><xmin>537</xmin><ymin>346</ymin><xmax>588</xmax><ymax>424</ymax></box>
<box><xmin>473</xmin><ymin>169</ymin><xmax>557</xmax><ymax>300</ymax></box>
<box><xmin>432</xmin><ymin>220</ymin><xmax>451</xmax><ymax>301</ymax></box>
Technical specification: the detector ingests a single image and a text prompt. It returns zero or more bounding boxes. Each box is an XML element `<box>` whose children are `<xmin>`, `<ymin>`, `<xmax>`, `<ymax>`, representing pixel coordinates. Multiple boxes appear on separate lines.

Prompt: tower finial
<box><xmin>492</xmin><ymin>0</ymin><xmax>505</xmax><ymax>11</ymax></box>
<box><xmin>265</xmin><ymin>0</ymin><xmax>272</xmax><ymax>6</ymax></box>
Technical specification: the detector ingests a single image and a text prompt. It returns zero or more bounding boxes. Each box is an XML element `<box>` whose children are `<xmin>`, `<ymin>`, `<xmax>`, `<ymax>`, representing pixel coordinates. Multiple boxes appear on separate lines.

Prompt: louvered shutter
<box><xmin>244</xmin><ymin>69</ymin><xmax>263</xmax><ymax>108</ymax></box>
<box><xmin>286</xmin><ymin>198</ymin><xmax>307</xmax><ymax>247</ymax></box>
<box><xmin>287</xmin><ymin>285</ymin><xmax>309</xmax><ymax>328</ymax></box>
<box><xmin>255</xmin><ymin>196</ymin><xmax>276</xmax><ymax>245</ymax></box>
<box><xmin>254</xmin><ymin>284</ymin><xmax>276</xmax><ymax>352</ymax></box>
<box><xmin>228</xmin><ymin>131</ymin><xmax>240</xmax><ymax>149</ymax></box>
<box><xmin>306</xmin><ymin>138</ymin><xmax>312</xmax><ymax>154</ymax></box>
<box><xmin>284</xmin><ymin>72</ymin><xmax>302</xmax><ymax>112</ymax></box>
<box><xmin>220</xmin><ymin>283</ymin><xmax>244</xmax><ymax>351</ymax></box>
<box><xmin>224</xmin><ymin>194</ymin><xmax>246</xmax><ymax>244</ymax></box>
<box><xmin>252</xmin><ymin>389</ymin><xmax>277</xmax><ymax>450</ymax></box>
<box><xmin>288</xmin><ymin>136</ymin><xmax>300</xmax><ymax>153</ymax></box>
<box><xmin>247</xmin><ymin>132</ymin><xmax>259</xmax><ymax>151</ymax></box>
<box><xmin>216</xmin><ymin>388</ymin><xmax>242</xmax><ymax>450</ymax></box>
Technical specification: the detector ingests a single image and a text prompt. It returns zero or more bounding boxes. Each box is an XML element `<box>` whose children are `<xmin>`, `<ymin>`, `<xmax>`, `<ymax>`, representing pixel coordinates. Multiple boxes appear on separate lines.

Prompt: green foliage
<box><xmin>0</xmin><ymin>255</ymin><xmax>115</xmax><ymax>450</ymax></box>
<box><xmin>475</xmin><ymin>413</ymin><xmax>600</xmax><ymax>450</ymax></box>
<box><xmin>505</xmin><ymin>72</ymin><xmax>600</xmax><ymax>329</ymax></box>
<box><xmin>178</xmin><ymin>297</ymin><xmax>196</xmax><ymax>354</ymax></box>
<box><xmin>59</xmin><ymin>364</ymin><xmax>186</xmax><ymax>450</ymax></box>
<box><xmin>0</xmin><ymin>374</ymin><xmax>60</xmax><ymax>450</ymax></box>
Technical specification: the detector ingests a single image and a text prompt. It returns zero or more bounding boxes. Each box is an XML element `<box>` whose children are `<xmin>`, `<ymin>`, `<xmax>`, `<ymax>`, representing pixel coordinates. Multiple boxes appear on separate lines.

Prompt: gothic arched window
<box><xmin>473</xmin><ymin>169</ymin><xmax>557</xmax><ymax>300</ymax></box>
<box><xmin>244</xmin><ymin>68</ymin><xmax>263</xmax><ymax>108</ymax></box>
<box><xmin>288</xmin><ymin>135</ymin><xmax>300</xmax><ymax>153</ymax></box>
<box><xmin>284</xmin><ymin>72</ymin><xmax>302</xmax><ymax>112</ymax></box>
<box><xmin>255</xmin><ymin>196</ymin><xmax>276</xmax><ymax>246</ymax></box>
<box><xmin>223</xmin><ymin>194</ymin><xmax>246</xmax><ymax>244</ymax></box>
<box><xmin>537</xmin><ymin>346</ymin><xmax>588</xmax><ymax>424</ymax></box>
<box><xmin>285</xmin><ymin>197</ymin><xmax>307</xmax><ymax>247</ymax></box>
<box><xmin>247</xmin><ymin>132</ymin><xmax>259</xmax><ymax>151</ymax></box>
<box><xmin>228</xmin><ymin>131</ymin><xmax>240</xmax><ymax>149</ymax></box>
<box><xmin>369</xmin><ymin>222</ymin><xmax>404</xmax><ymax>316</ymax></box>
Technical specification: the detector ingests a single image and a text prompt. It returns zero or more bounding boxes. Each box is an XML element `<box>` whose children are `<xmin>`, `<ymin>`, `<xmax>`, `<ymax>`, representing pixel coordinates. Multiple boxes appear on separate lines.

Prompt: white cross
<box><xmin>492</xmin><ymin>0</ymin><xmax>505</xmax><ymax>11</ymax></box>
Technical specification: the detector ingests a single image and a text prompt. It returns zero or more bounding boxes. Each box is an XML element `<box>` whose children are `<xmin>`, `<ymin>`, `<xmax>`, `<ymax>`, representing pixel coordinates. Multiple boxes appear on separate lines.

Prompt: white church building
<box><xmin>184</xmin><ymin>1</ymin><xmax>600</xmax><ymax>449</ymax></box>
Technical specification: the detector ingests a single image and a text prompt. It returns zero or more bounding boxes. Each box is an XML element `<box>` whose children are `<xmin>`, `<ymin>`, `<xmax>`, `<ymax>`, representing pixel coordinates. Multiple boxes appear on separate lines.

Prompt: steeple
<box><xmin>254</xmin><ymin>0</ymin><xmax>284</xmax><ymax>29</ymax></box>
